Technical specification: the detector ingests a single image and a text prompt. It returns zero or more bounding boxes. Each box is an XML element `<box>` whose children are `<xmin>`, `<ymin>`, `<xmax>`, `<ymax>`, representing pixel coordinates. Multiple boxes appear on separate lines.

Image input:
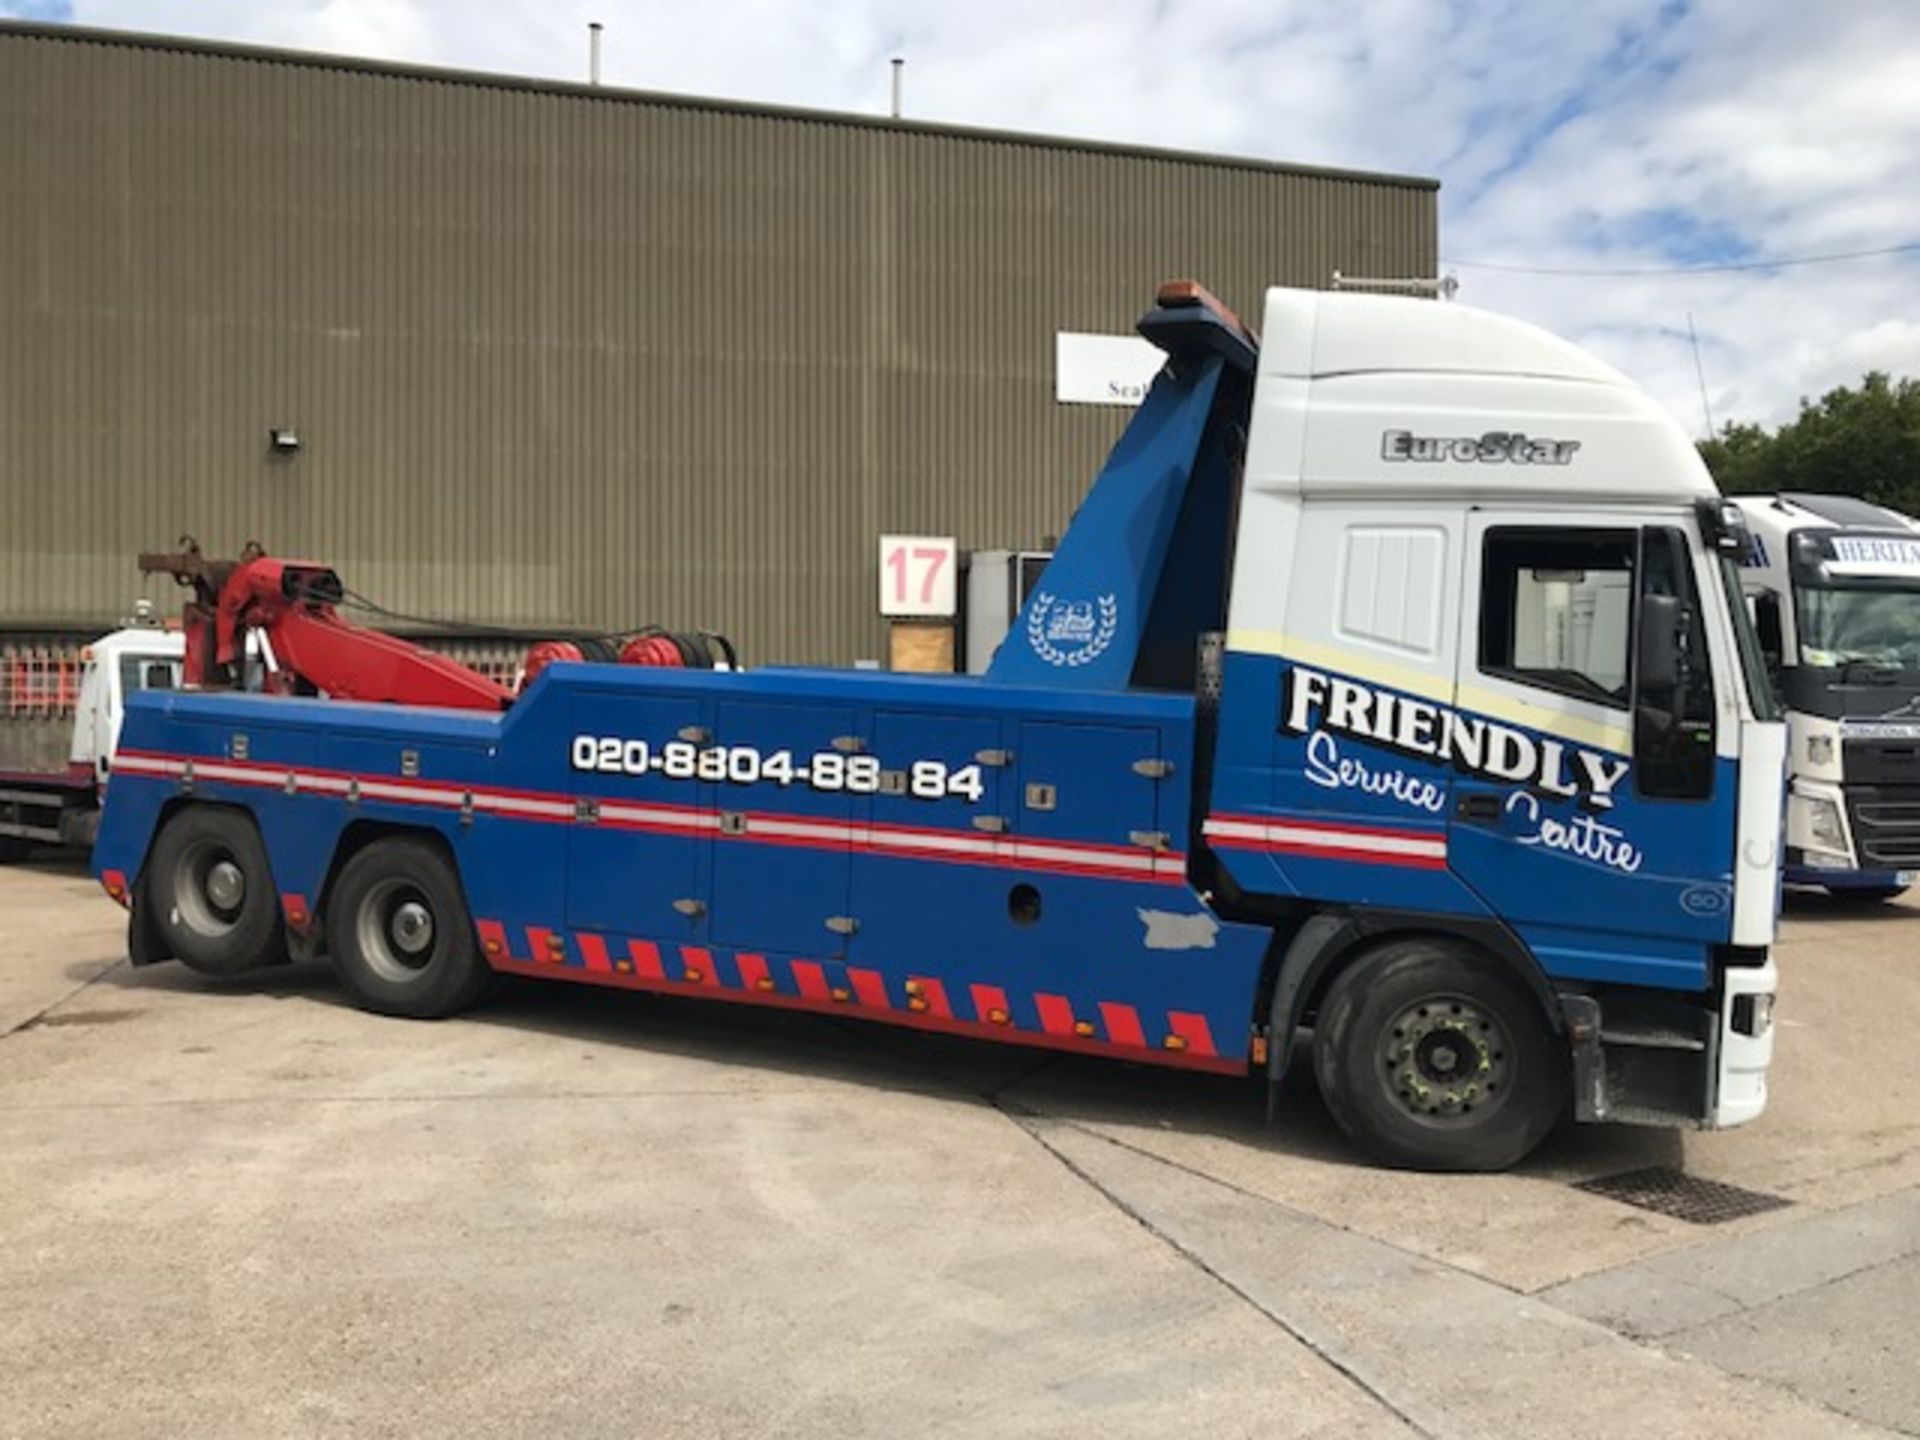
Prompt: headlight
<box><xmin>1807</xmin><ymin>797</ymin><xmax>1846</xmax><ymax>848</ymax></box>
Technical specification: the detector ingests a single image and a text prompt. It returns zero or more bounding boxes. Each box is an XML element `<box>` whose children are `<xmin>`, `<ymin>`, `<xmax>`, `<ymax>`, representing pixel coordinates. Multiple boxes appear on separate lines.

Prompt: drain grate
<box><xmin>1574</xmin><ymin>1166</ymin><xmax>1792</xmax><ymax>1225</ymax></box>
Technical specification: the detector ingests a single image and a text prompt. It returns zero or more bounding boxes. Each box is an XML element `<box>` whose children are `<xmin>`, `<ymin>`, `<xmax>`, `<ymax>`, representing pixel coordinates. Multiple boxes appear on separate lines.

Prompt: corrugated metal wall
<box><xmin>0</xmin><ymin>24</ymin><xmax>1437</xmax><ymax>664</ymax></box>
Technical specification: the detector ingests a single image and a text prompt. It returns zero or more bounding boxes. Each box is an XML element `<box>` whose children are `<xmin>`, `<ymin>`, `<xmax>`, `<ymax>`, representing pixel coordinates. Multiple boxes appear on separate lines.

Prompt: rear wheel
<box><xmin>327</xmin><ymin>837</ymin><xmax>489</xmax><ymax>1018</ymax></box>
<box><xmin>145</xmin><ymin>806</ymin><xmax>285</xmax><ymax>976</ymax></box>
<box><xmin>1312</xmin><ymin>938</ymin><xmax>1565</xmax><ymax>1172</ymax></box>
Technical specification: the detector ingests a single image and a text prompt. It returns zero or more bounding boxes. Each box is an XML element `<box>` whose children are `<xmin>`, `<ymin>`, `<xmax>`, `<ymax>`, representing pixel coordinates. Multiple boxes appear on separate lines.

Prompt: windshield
<box><xmin>1795</xmin><ymin>584</ymin><xmax>1920</xmax><ymax>671</ymax></box>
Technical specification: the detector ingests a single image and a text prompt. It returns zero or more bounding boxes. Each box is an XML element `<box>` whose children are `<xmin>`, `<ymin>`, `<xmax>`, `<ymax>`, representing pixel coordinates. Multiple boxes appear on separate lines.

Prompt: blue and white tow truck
<box><xmin>93</xmin><ymin>282</ymin><xmax>1786</xmax><ymax>1170</ymax></box>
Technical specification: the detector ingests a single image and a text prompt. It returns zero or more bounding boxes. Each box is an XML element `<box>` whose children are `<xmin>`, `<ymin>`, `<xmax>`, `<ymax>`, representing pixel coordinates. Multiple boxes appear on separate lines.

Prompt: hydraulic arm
<box><xmin>140</xmin><ymin>540</ymin><xmax>514</xmax><ymax>711</ymax></box>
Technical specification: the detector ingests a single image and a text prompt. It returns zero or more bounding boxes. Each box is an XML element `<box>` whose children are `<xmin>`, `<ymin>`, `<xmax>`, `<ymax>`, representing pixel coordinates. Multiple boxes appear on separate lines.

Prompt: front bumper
<box><xmin>1560</xmin><ymin>956</ymin><xmax>1777</xmax><ymax>1130</ymax></box>
<box><xmin>1710</xmin><ymin>957</ymin><xmax>1777</xmax><ymax>1129</ymax></box>
<box><xmin>1784</xmin><ymin>860</ymin><xmax>1913</xmax><ymax>891</ymax></box>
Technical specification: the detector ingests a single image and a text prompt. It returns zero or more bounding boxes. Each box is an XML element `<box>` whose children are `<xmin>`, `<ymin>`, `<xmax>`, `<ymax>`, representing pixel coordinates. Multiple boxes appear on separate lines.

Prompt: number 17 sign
<box><xmin>878</xmin><ymin>535</ymin><xmax>958</xmax><ymax>619</ymax></box>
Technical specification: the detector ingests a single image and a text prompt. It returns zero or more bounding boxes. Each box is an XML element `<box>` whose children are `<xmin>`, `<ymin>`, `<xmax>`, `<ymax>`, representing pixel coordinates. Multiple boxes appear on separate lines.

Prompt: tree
<box><xmin>1697</xmin><ymin>372</ymin><xmax>1920</xmax><ymax>513</ymax></box>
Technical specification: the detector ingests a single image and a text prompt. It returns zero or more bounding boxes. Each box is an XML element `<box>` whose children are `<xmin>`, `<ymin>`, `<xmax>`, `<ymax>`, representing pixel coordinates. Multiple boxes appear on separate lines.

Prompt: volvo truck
<box><xmin>1733</xmin><ymin>493</ymin><xmax>1920</xmax><ymax>899</ymax></box>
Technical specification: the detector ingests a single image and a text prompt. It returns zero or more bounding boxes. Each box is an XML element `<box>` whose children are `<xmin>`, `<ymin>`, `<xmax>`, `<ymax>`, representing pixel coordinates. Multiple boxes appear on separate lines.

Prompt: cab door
<box><xmin>1447</xmin><ymin>515</ymin><xmax>1734</xmax><ymax>991</ymax></box>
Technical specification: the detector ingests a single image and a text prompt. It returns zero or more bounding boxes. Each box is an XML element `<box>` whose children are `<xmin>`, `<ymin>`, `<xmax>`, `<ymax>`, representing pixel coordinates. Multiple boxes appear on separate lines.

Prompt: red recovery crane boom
<box><xmin>139</xmin><ymin>541</ymin><xmax>513</xmax><ymax>711</ymax></box>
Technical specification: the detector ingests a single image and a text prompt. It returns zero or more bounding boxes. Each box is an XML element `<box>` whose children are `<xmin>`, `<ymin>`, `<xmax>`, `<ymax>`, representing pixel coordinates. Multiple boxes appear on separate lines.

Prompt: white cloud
<box><xmin>33</xmin><ymin>0</ymin><xmax>1920</xmax><ymax>428</ymax></box>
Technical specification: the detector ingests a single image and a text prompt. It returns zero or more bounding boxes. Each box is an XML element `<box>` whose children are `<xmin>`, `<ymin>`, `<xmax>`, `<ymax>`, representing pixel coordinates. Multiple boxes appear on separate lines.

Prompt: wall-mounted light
<box><xmin>268</xmin><ymin>427</ymin><xmax>301</xmax><ymax>456</ymax></box>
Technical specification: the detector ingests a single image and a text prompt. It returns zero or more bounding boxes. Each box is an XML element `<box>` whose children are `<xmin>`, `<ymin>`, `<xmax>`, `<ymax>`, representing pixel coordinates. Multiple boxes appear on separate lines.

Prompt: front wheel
<box><xmin>327</xmin><ymin>837</ymin><xmax>490</xmax><ymax>1019</ymax></box>
<box><xmin>1312</xmin><ymin>938</ymin><xmax>1565</xmax><ymax>1172</ymax></box>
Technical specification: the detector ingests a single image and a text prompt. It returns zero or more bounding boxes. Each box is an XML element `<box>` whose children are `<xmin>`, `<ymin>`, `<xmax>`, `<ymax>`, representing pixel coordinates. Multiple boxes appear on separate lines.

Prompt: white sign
<box><xmin>878</xmin><ymin>534</ymin><xmax>957</xmax><ymax>618</ymax></box>
<box><xmin>1054</xmin><ymin>332</ymin><xmax>1165</xmax><ymax>407</ymax></box>
<box><xmin>1830</xmin><ymin>536</ymin><xmax>1920</xmax><ymax>576</ymax></box>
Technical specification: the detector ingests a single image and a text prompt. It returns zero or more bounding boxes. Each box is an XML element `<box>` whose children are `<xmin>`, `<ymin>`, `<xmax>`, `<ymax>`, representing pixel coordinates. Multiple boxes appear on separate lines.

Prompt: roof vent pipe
<box><xmin>589</xmin><ymin>22</ymin><xmax>603</xmax><ymax>86</ymax></box>
<box><xmin>890</xmin><ymin>57</ymin><xmax>903</xmax><ymax>118</ymax></box>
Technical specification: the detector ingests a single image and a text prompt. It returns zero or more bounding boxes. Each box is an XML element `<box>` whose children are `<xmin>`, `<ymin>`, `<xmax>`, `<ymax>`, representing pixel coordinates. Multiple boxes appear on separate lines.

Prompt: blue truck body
<box><xmin>100</xmin><ymin>670</ymin><xmax>1273</xmax><ymax>1072</ymax></box>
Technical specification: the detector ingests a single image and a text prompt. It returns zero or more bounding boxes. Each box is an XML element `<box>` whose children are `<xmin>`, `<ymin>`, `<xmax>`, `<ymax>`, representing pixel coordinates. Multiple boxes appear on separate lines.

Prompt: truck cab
<box><xmin>72</xmin><ymin>627</ymin><xmax>186</xmax><ymax>787</ymax></box>
<box><xmin>0</xmin><ymin>621</ymin><xmax>183</xmax><ymax>854</ymax></box>
<box><xmin>1195</xmin><ymin>290</ymin><xmax>1784</xmax><ymax>1147</ymax></box>
<box><xmin>1732</xmin><ymin>493</ymin><xmax>1920</xmax><ymax>898</ymax></box>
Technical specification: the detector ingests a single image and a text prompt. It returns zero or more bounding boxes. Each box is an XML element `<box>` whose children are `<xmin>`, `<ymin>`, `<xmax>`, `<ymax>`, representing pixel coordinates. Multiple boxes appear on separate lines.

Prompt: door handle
<box><xmin>1456</xmin><ymin>793</ymin><xmax>1502</xmax><ymax>824</ymax></box>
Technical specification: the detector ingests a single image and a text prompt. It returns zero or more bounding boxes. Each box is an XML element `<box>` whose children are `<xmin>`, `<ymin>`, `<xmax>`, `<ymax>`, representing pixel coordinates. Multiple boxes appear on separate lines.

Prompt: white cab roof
<box><xmin>91</xmin><ymin>626</ymin><xmax>186</xmax><ymax>656</ymax></box>
<box><xmin>1733</xmin><ymin>493</ymin><xmax>1919</xmax><ymax>542</ymax></box>
<box><xmin>1245</xmin><ymin>287</ymin><xmax>1717</xmax><ymax>505</ymax></box>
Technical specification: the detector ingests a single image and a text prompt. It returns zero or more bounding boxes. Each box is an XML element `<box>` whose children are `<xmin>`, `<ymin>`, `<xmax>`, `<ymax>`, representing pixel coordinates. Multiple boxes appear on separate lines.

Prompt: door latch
<box><xmin>1455</xmin><ymin>793</ymin><xmax>1502</xmax><ymax>823</ymax></box>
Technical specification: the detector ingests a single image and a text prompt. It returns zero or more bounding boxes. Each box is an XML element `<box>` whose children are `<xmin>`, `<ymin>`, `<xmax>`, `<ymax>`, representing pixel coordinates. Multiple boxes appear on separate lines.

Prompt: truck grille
<box><xmin>1842</xmin><ymin>737</ymin><xmax>1920</xmax><ymax>786</ymax></box>
<box><xmin>1846</xmin><ymin>787</ymin><xmax>1920</xmax><ymax>866</ymax></box>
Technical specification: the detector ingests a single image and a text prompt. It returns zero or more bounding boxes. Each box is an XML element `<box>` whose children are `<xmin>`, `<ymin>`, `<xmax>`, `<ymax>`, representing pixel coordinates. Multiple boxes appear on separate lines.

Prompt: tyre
<box><xmin>327</xmin><ymin>836</ymin><xmax>489</xmax><ymax>1019</ymax></box>
<box><xmin>1312</xmin><ymin>938</ymin><xmax>1565</xmax><ymax>1172</ymax></box>
<box><xmin>145</xmin><ymin>806</ymin><xmax>285</xmax><ymax>976</ymax></box>
<box><xmin>0</xmin><ymin>837</ymin><xmax>34</xmax><ymax>863</ymax></box>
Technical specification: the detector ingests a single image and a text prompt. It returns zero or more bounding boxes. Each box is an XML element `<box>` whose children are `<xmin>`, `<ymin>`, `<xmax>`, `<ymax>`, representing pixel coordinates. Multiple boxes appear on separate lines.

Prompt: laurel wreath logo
<box><xmin>1028</xmin><ymin>592</ymin><xmax>1120</xmax><ymax>667</ymax></box>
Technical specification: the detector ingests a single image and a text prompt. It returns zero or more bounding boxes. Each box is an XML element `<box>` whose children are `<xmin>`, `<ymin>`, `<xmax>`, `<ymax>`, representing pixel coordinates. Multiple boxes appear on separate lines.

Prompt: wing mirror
<box><xmin>1637</xmin><ymin>593</ymin><xmax>1683</xmax><ymax>694</ymax></box>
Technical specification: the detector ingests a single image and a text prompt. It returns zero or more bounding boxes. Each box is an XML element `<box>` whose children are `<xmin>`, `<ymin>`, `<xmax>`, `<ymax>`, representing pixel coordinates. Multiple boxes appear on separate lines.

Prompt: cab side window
<box><xmin>1479</xmin><ymin>529</ymin><xmax>1634</xmax><ymax>710</ymax></box>
<box><xmin>119</xmin><ymin>655</ymin><xmax>180</xmax><ymax>695</ymax></box>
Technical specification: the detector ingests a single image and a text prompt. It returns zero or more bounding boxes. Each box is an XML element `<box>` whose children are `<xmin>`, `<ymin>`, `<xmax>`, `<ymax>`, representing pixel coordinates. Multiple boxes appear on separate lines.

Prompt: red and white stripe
<box><xmin>1203</xmin><ymin>812</ymin><xmax>1447</xmax><ymax>871</ymax></box>
<box><xmin>115</xmin><ymin>751</ymin><xmax>577</xmax><ymax>822</ymax></box>
<box><xmin>113</xmin><ymin>749</ymin><xmax>1186</xmax><ymax>885</ymax></box>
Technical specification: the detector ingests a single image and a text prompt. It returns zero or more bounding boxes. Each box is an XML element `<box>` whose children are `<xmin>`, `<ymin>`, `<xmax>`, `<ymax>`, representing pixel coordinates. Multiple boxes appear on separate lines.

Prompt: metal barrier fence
<box><xmin>2</xmin><ymin>638</ymin><xmax>84</xmax><ymax>719</ymax></box>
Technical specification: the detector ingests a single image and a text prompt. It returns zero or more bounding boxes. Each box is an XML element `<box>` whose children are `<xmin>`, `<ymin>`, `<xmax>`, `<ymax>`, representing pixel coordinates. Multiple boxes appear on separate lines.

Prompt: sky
<box><xmin>6</xmin><ymin>0</ymin><xmax>1917</xmax><ymax>433</ymax></box>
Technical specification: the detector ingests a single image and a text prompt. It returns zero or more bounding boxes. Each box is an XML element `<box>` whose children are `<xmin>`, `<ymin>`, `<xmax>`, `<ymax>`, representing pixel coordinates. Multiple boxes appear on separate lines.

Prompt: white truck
<box><xmin>0</xmin><ymin>611</ymin><xmax>185</xmax><ymax>857</ymax></box>
<box><xmin>1732</xmin><ymin>493</ymin><xmax>1920</xmax><ymax>898</ymax></box>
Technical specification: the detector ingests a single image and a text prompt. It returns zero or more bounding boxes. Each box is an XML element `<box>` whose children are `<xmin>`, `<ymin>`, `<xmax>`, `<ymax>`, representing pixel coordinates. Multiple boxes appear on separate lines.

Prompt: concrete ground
<box><xmin>2</xmin><ymin>856</ymin><xmax>1916</xmax><ymax>1438</ymax></box>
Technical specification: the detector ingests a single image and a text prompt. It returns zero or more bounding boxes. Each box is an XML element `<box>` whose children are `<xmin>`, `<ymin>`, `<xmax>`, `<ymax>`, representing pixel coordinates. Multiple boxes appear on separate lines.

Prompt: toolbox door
<box><xmin>709</xmin><ymin>700</ymin><xmax>858</xmax><ymax>959</ymax></box>
<box><xmin>847</xmin><ymin>711</ymin><xmax>1007</xmax><ymax>973</ymax></box>
<box><xmin>565</xmin><ymin>694</ymin><xmax>707</xmax><ymax>937</ymax></box>
<box><xmin>1015</xmin><ymin>721</ymin><xmax>1164</xmax><ymax>854</ymax></box>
